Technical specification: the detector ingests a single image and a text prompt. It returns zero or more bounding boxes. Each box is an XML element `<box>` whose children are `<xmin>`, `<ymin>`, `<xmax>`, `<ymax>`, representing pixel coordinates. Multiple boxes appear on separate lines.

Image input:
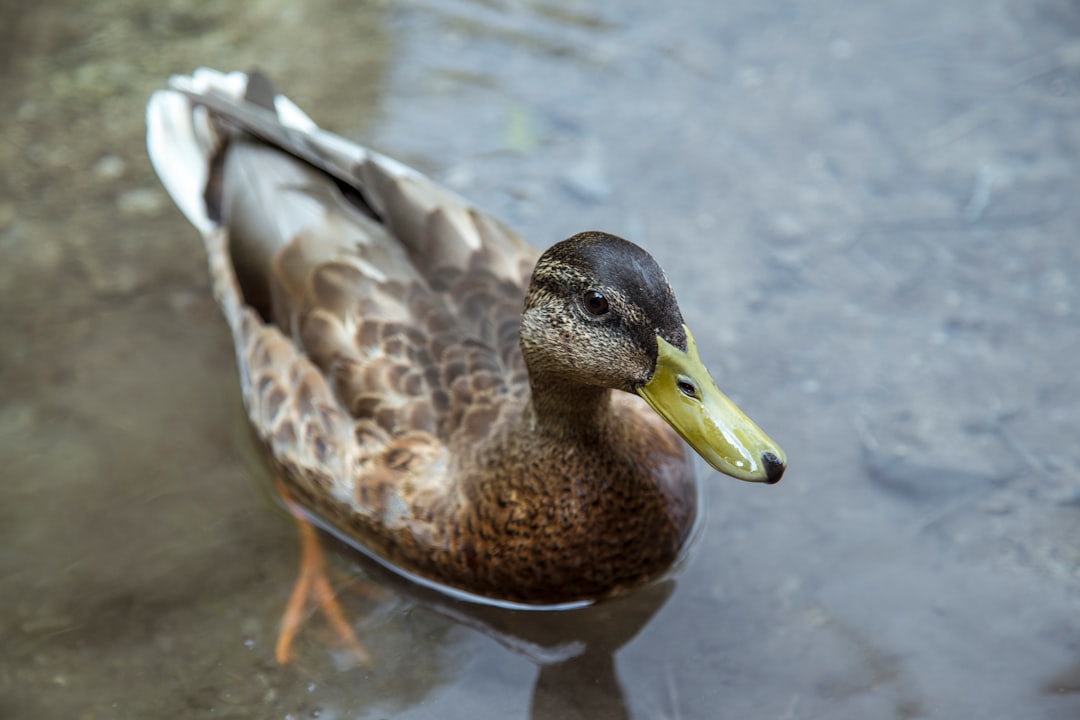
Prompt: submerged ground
<box><xmin>2</xmin><ymin>0</ymin><xmax>1079</xmax><ymax>718</ymax></box>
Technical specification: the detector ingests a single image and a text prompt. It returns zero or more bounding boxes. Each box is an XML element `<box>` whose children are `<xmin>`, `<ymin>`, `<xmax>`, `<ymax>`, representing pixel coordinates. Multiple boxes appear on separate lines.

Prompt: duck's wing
<box><xmin>146</xmin><ymin>68</ymin><xmax>535</xmax><ymax>527</ymax></box>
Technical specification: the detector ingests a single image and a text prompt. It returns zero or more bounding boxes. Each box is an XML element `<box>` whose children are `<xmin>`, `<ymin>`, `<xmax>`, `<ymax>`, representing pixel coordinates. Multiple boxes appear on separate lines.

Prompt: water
<box><xmin>2</xmin><ymin>0</ymin><xmax>1079</xmax><ymax>717</ymax></box>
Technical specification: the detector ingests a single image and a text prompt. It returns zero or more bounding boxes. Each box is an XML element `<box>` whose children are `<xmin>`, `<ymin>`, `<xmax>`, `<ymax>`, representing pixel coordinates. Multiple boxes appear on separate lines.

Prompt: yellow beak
<box><xmin>636</xmin><ymin>327</ymin><xmax>786</xmax><ymax>483</ymax></box>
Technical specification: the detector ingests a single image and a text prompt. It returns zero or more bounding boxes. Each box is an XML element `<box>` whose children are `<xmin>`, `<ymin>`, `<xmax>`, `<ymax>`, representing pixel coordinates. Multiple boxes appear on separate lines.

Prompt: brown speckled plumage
<box><xmin>148</xmin><ymin>70</ymin><xmax>704</xmax><ymax>605</ymax></box>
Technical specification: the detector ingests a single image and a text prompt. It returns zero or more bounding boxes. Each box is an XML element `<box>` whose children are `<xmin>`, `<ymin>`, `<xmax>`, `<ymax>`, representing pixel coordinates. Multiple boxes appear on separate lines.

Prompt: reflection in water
<box><xmin>317</xmin><ymin>533</ymin><xmax>674</xmax><ymax>720</ymax></box>
<box><xmin>531</xmin><ymin>650</ymin><xmax>628</xmax><ymax>720</ymax></box>
<box><xmin>1044</xmin><ymin>660</ymin><xmax>1080</xmax><ymax>696</ymax></box>
<box><xmin>462</xmin><ymin>582</ymin><xmax>671</xmax><ymax>720</ymax></box>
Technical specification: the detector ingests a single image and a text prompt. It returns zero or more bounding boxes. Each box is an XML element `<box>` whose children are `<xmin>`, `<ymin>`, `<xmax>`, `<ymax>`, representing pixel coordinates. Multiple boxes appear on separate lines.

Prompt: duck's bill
<box><xmin>636</xmin><ymin>327</ymin><xmax>786</xmax><ymax>484</ymax></box>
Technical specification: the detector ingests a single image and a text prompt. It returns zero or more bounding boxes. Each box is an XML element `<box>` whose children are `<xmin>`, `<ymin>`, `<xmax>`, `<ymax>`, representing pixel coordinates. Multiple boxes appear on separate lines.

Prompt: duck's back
<box><xmin>147</xmin><ymin>69</ymin><xmax>545</xmax><ymax>557</ymax></box>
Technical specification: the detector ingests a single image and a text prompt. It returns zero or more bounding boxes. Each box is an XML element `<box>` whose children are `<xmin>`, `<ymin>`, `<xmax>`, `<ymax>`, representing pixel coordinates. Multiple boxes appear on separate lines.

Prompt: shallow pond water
<box><xmin>2</xmin><ymin>0</ymin><xmax>1079</xmax><ymax>718</ymax></box>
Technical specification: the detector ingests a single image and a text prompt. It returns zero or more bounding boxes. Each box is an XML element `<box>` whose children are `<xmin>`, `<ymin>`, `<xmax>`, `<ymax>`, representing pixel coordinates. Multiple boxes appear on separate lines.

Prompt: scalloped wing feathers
<box><xmin>147</xmin><ymin>68</ymin><xmax>536</xmax><ymax>529</ymax></box>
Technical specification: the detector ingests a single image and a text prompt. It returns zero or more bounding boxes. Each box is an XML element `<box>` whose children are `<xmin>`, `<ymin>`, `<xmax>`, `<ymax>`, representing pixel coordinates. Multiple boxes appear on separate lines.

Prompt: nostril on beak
<box><xmin>761</xmin><ymin>451</ymin><xmax>785</xmax><ymax>484</ymax></box>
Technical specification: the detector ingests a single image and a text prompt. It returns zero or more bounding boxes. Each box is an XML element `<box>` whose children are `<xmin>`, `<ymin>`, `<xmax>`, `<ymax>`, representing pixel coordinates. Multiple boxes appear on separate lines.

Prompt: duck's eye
<box><xmin>582</xmin><ymin>290</ymin><xmax>610</xmax><ymax>316</ymax></box>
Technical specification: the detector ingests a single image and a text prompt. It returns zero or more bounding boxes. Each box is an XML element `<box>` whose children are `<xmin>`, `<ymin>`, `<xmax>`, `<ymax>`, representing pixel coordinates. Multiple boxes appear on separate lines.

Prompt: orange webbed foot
<box><xmin>274</xmin><ymin>479</ymin><xmax>371</xmax><ymax>666</ymax></box>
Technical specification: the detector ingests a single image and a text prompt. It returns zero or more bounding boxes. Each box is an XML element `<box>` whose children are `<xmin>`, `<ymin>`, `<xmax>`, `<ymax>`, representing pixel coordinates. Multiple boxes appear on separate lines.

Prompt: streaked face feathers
<box><xmin>521</xmin><ymin>232</ymin><xmax>686</xmax><ymax>392</ymax></box>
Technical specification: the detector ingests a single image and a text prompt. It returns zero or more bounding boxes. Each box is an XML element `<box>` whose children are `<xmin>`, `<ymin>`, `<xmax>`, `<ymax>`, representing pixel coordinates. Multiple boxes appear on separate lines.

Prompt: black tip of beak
<box><xmin>761</xmin><ymin>451</ymin><xmax>785</xmax><ymax>484</ymax></box>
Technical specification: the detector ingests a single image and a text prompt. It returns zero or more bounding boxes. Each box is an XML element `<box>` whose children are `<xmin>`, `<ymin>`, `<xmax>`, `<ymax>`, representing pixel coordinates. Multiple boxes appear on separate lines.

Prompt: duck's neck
<box><xmin>525</xmin><ymin>378</ymin><xmax>617</xmax><ymax>443</ymax></box>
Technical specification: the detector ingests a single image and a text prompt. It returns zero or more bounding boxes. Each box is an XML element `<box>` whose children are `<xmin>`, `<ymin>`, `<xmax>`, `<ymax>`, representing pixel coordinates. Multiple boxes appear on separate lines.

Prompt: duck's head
<box><xmin>521</xmin><ymin>231</ymin><xmax>785</xmax><ymax>484</ymax></box>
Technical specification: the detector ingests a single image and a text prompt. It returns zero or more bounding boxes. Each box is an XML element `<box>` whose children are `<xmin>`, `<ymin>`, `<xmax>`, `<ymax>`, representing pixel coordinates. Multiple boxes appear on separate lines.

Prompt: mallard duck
<box><xmin>146</xmin><ymin>69</ymin><xmax>784</xmax><ymax>612</ymax></box>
